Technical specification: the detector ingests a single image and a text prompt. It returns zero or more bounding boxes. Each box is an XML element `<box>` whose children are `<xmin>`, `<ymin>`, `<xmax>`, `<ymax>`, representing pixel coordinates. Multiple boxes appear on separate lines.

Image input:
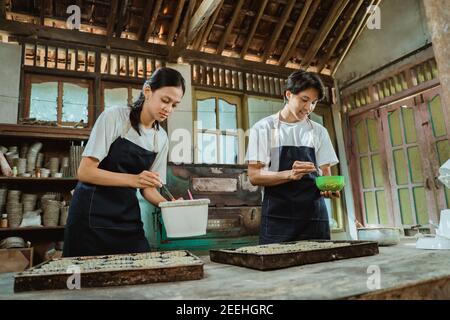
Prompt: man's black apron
<box><xmin>63</xmin><ymin>131</ymin><xmax>157</xmax><ymax>257</ymax></box>
<box><xmin>259</xmin><ymin>116</ymin><xmax>330</xmax><ymax>245</ymax></box>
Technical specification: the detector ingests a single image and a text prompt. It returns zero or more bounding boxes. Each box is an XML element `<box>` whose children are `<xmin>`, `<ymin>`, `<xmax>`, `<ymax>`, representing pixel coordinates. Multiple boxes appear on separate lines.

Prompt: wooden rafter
<box><xmin>216</xmin><ymin>0</ymin><xmax>244</xmax><ymax>55</ymax></box>
<box><xmin>137</xmin><ymin>0</ymin><xmax>154</xmax><ymax>41</ymax></box>
<box><xmin>114</xmin><ymin>0</ymin><xmax>129</xmax><ymax>38</ymax></box>
<box><xmin>240</xmin><ymin>0</ymin><xmax>268</xmax><ymax>58</ymax></box>
<box><xmin>187</xmin><ymin>0</ymin><xmax>222</xmax><ymax>44</ymax></box>
<box><xmin>166</xmin><ymin>0</ymin><xmax>186</xmax><ymax>46</ymax></box>
<box><xmin>194</xmin><ymin>0</ymin><xmax>223</xmax><ymax>51</ymax></box>
<box><xmin>279</xmin><ymin>0</ymin><xmax>321</xmax><ymax>66</ymax></box>
<box><xmin>40</xmin><ymin>0</ymin><xmax>45</xmax><ymax>25</ymax></box>
<box><xmin>316</xmin><ymin>0</ymin><xmax>364</xmax><ymax>73</ymax></box>
<box><xmin>106</xmin><ymin>0</ymin><xmax>119</xmax><ymax>39</ymax></box>
<box><xmin>0</xmin><ymin>0</ymin><xmax>5</xmax><ymax>22</ymax></box>
<box><xmin>332</xmin><ymin>0</ymin><xmax>382</xmax><ymax>75</ymax></box>
<box><xmin>277</xmin><ymin>0</ymin><xmax>312</xmax><ymax>64</ymax></box>
<box><xmin>300</xmin><ymin>0</ymin><xmax>350</xmax><ymax>69</ymax></box>
<box><xmin>261</xmin><ymin>0</ymin><xmax>296</xmax><ymax>63</ymax></box>
<box><xmin>143</xmin><ymin>0</ymin><xmax>163</xmax><ymax>43</ymax></box>
<box><xmin>87</xmin><ymin>2</ymin><xmax>95</xmax><ymax>22</ymax></box>
<box><xmin>168</xmin><ymin>0</ymin><xmax>197</xmax><ymax>61</ymax></box>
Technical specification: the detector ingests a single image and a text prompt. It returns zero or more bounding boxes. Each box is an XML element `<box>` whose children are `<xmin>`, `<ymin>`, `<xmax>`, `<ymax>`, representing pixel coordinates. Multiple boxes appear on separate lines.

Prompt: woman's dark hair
<box><xmin>284</xmin><ymin>70</ymin><xmax>325</xmax><ymax>101</ymax></box>
<box><xmin>129</xmin><ymin>67</ymin><xmax>186</xmax><ymax>135</ymax></box>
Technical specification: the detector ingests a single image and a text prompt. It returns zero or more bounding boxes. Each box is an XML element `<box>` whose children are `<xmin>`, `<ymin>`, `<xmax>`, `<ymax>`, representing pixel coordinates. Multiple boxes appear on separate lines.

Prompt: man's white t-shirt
<box><xmin>82</xmin><ymin>107</ymin><xmax>169</xmax><ymax>183</ymax></box>
<box><xmin>246</xmin><ymin>112</ymin><xmax>339</xmax><ymax>173</ymax></box>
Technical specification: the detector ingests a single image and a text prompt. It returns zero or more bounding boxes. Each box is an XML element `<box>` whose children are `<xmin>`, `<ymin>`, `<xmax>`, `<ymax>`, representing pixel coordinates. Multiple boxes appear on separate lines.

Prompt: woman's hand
<box><xmin>287</xmin><ymin>161</ymin><xmax>317</xmax><ymax>181</ymax></box>
<box><xmin>132</xmin><ymin>171</ymin><xmax>162</xmax><ymax>189</ymax></box>
<box><xmin>321</xmin><ymin>191</ymin><xmax>341</xmax><ymax>199</ymax></box>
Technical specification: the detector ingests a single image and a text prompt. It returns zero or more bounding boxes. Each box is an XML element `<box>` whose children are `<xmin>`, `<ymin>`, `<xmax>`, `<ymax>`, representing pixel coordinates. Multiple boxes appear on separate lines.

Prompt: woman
<box><xmin>63</xmin><ymin>67</ymin><xmax>185</xmax><ymax>257</ymax></box>
<box><xmin>246</xmin><ymin>70</ymin><xmax>339</xmax><ymax>245</ymax></box>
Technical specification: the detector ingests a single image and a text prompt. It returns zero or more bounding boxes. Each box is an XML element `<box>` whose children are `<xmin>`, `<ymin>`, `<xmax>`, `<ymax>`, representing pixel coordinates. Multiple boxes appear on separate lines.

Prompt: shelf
<box><xmin>0</xmin><ymin>177</ymin><xmax>78</xmax><ymax>182</ymax></box>
<box><xmin>0</xmin><ymin>124</ymin><xmax>90</xmax><ymax>140</ymax></box>
<box><xmin>0</xmin><ymin>226</ymin><xmax>65</xmax><ymax>242</ymax></box>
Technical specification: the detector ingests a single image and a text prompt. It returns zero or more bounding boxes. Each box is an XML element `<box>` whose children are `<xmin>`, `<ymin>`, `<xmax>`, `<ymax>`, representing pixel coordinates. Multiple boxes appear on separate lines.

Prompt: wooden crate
<box><xmin>210</xmin><ymin>240</ymin><xmax>379</xmax><ymax>271</ymax></box>
<box><xmin>14</xmin><ymin>250</ymin><xmax>204</xmax><ymax>292</ymax></box>
<box><xmin>0</xmin><ymin>247</ymin><xmax>34</xmax><ymax>273</ymax></box>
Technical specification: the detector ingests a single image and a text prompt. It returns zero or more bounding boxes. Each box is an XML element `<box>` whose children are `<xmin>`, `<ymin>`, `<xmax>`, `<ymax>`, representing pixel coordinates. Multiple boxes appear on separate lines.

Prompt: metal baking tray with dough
<box><xmin>210</xmin><ymin>240</ymin><xmax>379</xmax><ymax>271</ymax></box>
<box><xmin>14</xmin><ymin>250</ymin><xmax>204</xmax><ymax>292</ymax></box>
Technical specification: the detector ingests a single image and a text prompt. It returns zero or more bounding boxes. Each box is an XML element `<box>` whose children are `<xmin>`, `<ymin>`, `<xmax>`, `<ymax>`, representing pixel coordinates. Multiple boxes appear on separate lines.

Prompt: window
<box><xmin>102</xmin><ymin>82</ymin><xmax>142</xmax><ymax>110</ymax></box>
<box><xmin>194</xmin><ymin>91</ymin><xmax>243</xmax><ymax>164</ymax></box>
<box><xmin>24</xmin><ymin>74</ymin><xmax>93</xmax><ymax>126</ymax></box>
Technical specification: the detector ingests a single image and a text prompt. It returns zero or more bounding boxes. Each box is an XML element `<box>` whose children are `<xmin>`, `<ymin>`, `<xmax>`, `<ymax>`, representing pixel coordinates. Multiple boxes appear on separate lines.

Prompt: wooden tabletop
<box><xmin>1</xmin><ymin>239</ymin><xmax>449</xmax><ymax>300</ymax></box>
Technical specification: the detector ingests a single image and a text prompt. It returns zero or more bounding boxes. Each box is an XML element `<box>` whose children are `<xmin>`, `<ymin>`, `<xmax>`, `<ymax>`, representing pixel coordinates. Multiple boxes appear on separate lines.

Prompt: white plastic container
<box><xmin>159</xmin><ymin>199</ymin><xmax>210</xmax><ymax>238</ymax></box>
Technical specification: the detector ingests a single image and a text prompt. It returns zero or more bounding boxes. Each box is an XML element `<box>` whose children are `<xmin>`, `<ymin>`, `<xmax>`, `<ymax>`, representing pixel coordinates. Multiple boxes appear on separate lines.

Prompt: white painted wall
<box><xmin>166</xmin><ymin>62</ymin><xmax>193</xmax><ymax>164</ymax></box>
<box><xmin>0</xmin><ymin>42</ymin><xmax>22</xmax><ymax>124</ymax></box>
<box><xmin>335</xmin><ymin>0</ymin><xmax>431</xmax><ymax>86</ymax></box>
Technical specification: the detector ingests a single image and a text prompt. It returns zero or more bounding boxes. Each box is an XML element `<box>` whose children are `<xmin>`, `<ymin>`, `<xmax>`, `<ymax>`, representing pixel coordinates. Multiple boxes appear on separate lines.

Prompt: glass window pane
<box><xmin>367</xmin><ymin>118</ymin><xmax>379</xmax><ymax>151</ymax></box>
<box><xmin>310</xmin><ymin>112</ymin><xmax>324</xmax><ymax>126</ymax></box>
<box><xmin>393</xmin><ymin>149</ymin><xmax>408</xmax><ymax>185</ymax></box>
<box><xmin>376</xmin><ymin>191</ymin><xmax>389</xmax><ymax>225</ymax></box>
<box><xmin>364</xmin><ymin>192</ymin><xmax>378</xmax><ymax>225</ymax></box>
<box><xmin>220</xmin><ymin>134</ymin><xmax>237</xmax><ymax>164</ymax></box>
<box><xmin>29</xmin><ymin>82</ymin><xmax>58</xmax><ymax>121</ymax></box>
<box><xmin>218</xmin><ymin>99</ymin><xmax>237</xmax><ymax>131</ymax></box>
<box><xmin>62</xmin><ymin>83</ymin><xmax>89</xmax><ymax>123</ymax></box>
<box><xmin>356</xmin><ymin>120</ymin><xmax>369</xmax><ymax>154</ymax></box>
<box><xmin>247</xmin><ymin>97</ymin><xmax>283</xmax><ymax>127</ymax></box>
<box><xmin>104</xmin><ymin>87</ymin><xmax>128</xmax><ymax>109</ymax></box>
<box><xmin>132</xmin><ymin>88</ymin><xmax>141</xmax><ymax>103</ymax></box>
<box><xmin>408</xmin><ymin>146</ymin><xmax>424</xmax><ymax>183</ymax></box>
<box><xmin>197</xmin><ymin>99</ymin><xmax>216</xmax><ymax>130</ymax></box>
<box><xmin>402</xmin><ymin>107</ymin><xmax>417</xmax><ymax>144</ymax></box>
<box><xmin>360</xmin><ymin>156</ymin><xmax>373</xmax><ymax>189</ymax></box>
<box><xmin>429</xmin><ymin>95</ymin><xmax>447</xmax><ymax>138</ymax></box>
<box><xmin>399</xmin><ymin>188</ymin><xmax>414</xmax><ymax>225</ymax></box>
<box><xmin>197</xmin><ymin>133</ymin><xmax>217</xmax><ymax>164</ymax></box>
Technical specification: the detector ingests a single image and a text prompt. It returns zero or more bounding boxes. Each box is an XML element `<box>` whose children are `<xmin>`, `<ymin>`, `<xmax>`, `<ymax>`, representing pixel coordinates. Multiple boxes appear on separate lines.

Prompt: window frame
<box><xmin>23</xmin><ymin>73</ymin><xmax>94</xmax><ymax>127</ymax></box>
<box><xmin>193</xmin><ymin>89</ymin><xmax>244</xmax><ymax>165</ymax></box>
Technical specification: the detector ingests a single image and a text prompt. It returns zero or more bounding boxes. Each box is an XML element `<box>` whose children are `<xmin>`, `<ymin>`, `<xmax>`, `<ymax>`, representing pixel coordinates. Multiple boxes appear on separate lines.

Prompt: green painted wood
<box><xmin>402</xmin><ymin>107</ymin><xmax>417</xmax><ymax>144</ymax></box>
<box><xmin>398</xmin><ymin>188</ymin><xmax>414</xmax><ymax>225</ymax></box>
<box><xmin>389</xmin><ymin>109</ymin><xmax>403</xmax><ymax>147</ymax></box>
<box><xmin>407</xmin><ymin>146</ymin><xmax>424</xmax><ymax>183</ymax></box>
<box><xmin>413</xmin><ymin>187</ymin><xmax>428</xmax><ymax>225</ymax></box>
<box><xmin>367</xmin><ymin>118</ymin><xmax>379</xmax><ymax>151</ymax></box>
<box><xmin>364</xmin><ymin>191</ymin><xmax>378</xmax><ymax>225</ymax></box>
<box><xmin>393</xmin><ymin>149</ymin><xmax>409</xmax><ymax>185</ymax></box>
<box><xmin>371</xmin><ymin>154</ymin><xmax>384</xmax><ymax>188</ymax></box>
<box><xmin>428</xmin><ymin>95</ymin><xmax>447</xmax><ymax>138</ymax></box>
<box><xmin>360</xmin><ymin>156</ymin><xmax>373</xmax><ymax>189</ymax></box>
<box><xmin>355</xmin><ymin>120</ymin><xmax>369</xmax><ymax>154</ymax></box>
<box><xmin>376</xmin><ymin>190</ymin><xmax>389</xmax><ymax>225</ymax></box>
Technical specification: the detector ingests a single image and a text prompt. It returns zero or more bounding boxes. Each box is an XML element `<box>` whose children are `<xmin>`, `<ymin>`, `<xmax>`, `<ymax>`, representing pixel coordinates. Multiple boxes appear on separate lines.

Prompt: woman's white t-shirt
<box><xmin>82</xmin><ymin>107</ymin><xmax>169</xmax><ymax>183</ymax></box>
<box><xmin>246</xmin><ymin>112</ymin><xmax>339</xmax><ymax>172</ymax></box>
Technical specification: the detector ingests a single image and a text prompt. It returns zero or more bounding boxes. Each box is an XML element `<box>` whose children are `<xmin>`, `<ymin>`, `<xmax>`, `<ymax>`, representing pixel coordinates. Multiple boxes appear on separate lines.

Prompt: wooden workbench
<box><xmin>0</xmin><ymin>239</ymin><xmax>449</xmax><ymax>300</ymax></box>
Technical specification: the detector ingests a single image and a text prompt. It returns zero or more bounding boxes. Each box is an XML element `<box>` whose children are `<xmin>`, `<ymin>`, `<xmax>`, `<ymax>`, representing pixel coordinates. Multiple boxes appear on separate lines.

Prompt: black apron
<box><xmin>63</xmin><ymin>135</ymin><xmax>157</xmax><ymax>257</ymax></box>
<box><xmin>259</xmin><ymin>118</ymin><xmax>330</xmax><ymax>245</ymax></box>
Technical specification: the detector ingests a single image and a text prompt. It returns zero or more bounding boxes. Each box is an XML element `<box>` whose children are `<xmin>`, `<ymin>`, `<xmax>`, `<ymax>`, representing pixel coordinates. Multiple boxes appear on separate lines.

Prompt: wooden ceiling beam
<box><xmin>332</xmin><ymin>0</ymin><xmax>381</xmax><ymax>76</ymax></box>
<box><xmin>261</xmin><ymin>0</ymin><xmax>296</xmax><ymax>62</ymax></box>
<box><xmin>166</xmin><ymin>0</ymin><xmax>186</xmax><ymax>46</ymax></box>
<box><xmin>277</xmin><ymin>0</ymin><xmax>313</xmax><ymax>65</ymax></box>
<box><xmin>194</xmin><ymin>0</ymin><xmax>223</xmax><ymax>50</ymax></box>
<box><xmin>216</xmin><ymin>0</ymin><xmax>244</xmax><ymax>55</ymax></box>
<box><xmin>39</xmin><ymin>0</ymin><xmax>45</xmax><ymax>25</ymax></box>
<box><xmin>0</xmin><ymin>0</ymin><xmax>5</xmax><ymax>22</ymax></box>
<box><xmin>240</xmin><ymin>0</ymin><xmax>268</xmax><ymax>58</ymax></box>
<box><xmin>187</xmin><ymin>0</ymin><xmax>222</xmax><ymax>44</ymax></box>
<box><xmin>300</xmin><ymin>0</ymin><xmax>350</xmax><ymax>69</ymax></box>
<box><xmin>279</xmin><ymin>0</ymin><xmax>321</xmax><ymax>66</ymax></box>
<box><xmin>168</xmin><ymin>0</ymin><xmax>197</xmax><ymax>61</ymax></box>
<box><xmin>106</xmin><ymin>0</ymin><xmax>119</xmax><ymax>40</ymax></box>
<box><xmin>316</xmin><ymin>0</ymin><xmax>364</xmax><ymax>73</ymax></box>
<box><xmin>143</xmin><ymin>0</ymin><xmax>163</xmax><ymax>43</ymax></box>
<box><xmin>114</xmin><ymin>0</ymin><xmax>129</xmax><ymax>38</ymax></box>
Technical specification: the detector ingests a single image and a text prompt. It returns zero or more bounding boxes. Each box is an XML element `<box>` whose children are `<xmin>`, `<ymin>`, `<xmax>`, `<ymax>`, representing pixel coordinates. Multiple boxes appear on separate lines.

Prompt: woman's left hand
<box><xmin>321</xmin><ymin>191</ymin><xmax>340</xmax><ymax>198</ymax></box>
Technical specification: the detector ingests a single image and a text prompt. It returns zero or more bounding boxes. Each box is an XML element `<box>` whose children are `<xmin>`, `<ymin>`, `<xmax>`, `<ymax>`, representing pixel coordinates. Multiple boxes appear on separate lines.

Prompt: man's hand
<box><xmin>321</xmin><ymin>191</ymin><xmax>341</xmax><ymax>198</ymax></box>
<box><xmin>287</xmin><ymin>161</ymin><xmax>317</xmax><ymax>181</ymax></box>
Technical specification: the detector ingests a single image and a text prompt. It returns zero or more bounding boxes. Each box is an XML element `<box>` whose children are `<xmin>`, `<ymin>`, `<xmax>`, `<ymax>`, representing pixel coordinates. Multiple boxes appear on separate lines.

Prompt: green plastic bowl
<box><xmin>315</xmin><ymin>176</ymin><xmax>345</xmax><ymax>192</ymax></box>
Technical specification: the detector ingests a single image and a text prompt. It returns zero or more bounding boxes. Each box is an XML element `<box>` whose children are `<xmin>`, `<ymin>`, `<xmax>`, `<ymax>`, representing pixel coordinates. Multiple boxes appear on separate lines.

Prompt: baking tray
<box><xmin>210</xmin><ymin>240</ymin><xmax>379</xmax><ymax>271</ymax></box>
<box><xmin>14</xmin><ymin>250</ymin><xmax>204</xmax><ymax>292</ymax></box>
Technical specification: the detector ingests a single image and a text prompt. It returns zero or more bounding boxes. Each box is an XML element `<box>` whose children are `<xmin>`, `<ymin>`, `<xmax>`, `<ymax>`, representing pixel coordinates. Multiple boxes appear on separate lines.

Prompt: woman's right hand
<box><xmin>132</xmin><ymin>171</ymin><xmax>162</xmax><ymax>188</ymax></box>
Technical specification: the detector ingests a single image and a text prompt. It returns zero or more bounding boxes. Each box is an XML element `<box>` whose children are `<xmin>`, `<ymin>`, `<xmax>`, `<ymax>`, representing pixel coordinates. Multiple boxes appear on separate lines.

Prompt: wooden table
<box><xmin>1</xmin><ymin>239</ymin><xmax>449</xmax><ymax>300</ymax></box>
